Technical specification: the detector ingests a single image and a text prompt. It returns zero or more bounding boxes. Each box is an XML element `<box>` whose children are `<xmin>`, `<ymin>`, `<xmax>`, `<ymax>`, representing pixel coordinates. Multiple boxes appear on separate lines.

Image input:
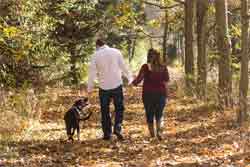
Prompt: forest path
<box><xmin>2</xmin><ymin>68</ymin><xmax>250</xmax><ymax>167</ymax></box>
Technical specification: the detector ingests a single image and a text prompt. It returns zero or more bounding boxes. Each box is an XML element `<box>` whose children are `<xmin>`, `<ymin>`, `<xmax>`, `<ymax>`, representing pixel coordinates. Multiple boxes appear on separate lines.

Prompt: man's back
<box><xmin>95</xmin><ymin>46</ymin><xmax>123</xmax><ymax>89</ymax></box>
<box><xmin>88</xmin><ymin>45</ymin><xmax>131</xmax><ymax>91</ymax></box>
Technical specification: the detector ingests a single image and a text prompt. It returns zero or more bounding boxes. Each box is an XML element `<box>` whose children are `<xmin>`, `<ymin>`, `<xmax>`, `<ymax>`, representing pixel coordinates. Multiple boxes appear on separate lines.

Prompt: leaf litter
<box><xmin>1</xmin><ymin>85</ymin><xmax>250</xmax><ymax>167</ymax></box>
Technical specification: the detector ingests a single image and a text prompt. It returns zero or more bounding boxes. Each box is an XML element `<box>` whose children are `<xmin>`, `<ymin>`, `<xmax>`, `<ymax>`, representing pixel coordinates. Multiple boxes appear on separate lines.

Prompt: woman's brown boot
<box><xmin>156</xmin><ymin>121</ymin><xmax>163</xmax><ymax>140</ymax></box>
<box><xmin>148</xmin><ymin>123</ymin><xmax>155</xmax><ymax>137</ymax></box>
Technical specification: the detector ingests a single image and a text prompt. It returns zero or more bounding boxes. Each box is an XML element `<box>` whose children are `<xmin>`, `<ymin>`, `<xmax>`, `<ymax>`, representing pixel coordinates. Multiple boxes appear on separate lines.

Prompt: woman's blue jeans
<box><xmin>142</xmin><ymin>93</ymin><xmax>166</xmax><ymax>124</ymax></box>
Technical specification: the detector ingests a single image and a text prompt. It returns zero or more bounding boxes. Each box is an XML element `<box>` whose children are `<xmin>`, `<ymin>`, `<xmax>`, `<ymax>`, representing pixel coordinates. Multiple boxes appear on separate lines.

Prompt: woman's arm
<box><xmin>132</xmin><ymin>64</ymin><xmax>147</xmax><ymax>86</ymax></box>
<box><xmin>164</xmin><ymin>67</ymin><xmax>170</xmax><ymax>82</ymax></box>
<box><xmin>164</xmin><ymin>67</ymin><xmax>170</xmax><ymax>98</ymax></box>
<box><xmin>165</xmin><ymin>82</ymin><xmax>169</xmax><ymax>97</ymax></box>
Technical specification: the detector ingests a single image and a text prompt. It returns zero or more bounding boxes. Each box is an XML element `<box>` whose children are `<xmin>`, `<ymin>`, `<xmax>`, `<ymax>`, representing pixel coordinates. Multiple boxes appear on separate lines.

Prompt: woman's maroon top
<box><xmin>132</xmin><ymin>64</ymin><xmax>170</xmax><ymax>97</ymax></box>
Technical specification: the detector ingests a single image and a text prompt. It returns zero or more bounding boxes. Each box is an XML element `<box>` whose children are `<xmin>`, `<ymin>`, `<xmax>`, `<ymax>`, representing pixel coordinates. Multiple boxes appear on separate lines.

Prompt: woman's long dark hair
<box><xmin>147</xmin><ymin>49</ymin><xmax>165</xmax><ymax>72</ymax></box>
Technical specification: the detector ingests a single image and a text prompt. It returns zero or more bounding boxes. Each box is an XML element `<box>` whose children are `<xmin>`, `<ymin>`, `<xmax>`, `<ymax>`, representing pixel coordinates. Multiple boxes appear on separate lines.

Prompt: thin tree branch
<box><xmin>174</xmin><ymin>0</ymin><xmax>185</xmax><ymax>5</ymax></box>
<box><xmin>138</xmin><ymin>29</ymin><xmax>164</xmax><ymax>38</ymax></box>
<box><xmin>142</xmin><ymin>0</ymin><xmax>182</xmax><ymax>9</ymax></box>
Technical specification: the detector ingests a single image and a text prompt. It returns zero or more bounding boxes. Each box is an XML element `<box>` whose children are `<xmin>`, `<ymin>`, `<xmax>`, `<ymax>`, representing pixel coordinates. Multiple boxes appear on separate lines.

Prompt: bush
<box><xmin>0</xmin><ymin>89</ymin><xmax>40</xmax><ymax>139</ymax></box>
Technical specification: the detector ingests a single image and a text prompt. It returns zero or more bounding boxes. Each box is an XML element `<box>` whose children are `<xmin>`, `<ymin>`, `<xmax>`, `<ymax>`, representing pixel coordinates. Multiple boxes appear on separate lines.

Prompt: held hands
<box><xmin>127</xmin><ymin>74</ymin><xmax>135</xmax><ymax>88</ymax></box>
<box><xmin>127</xmin><ymin>75</ymin><xmax>134</xmax><ymax>86</ymax></box>
<box><xmin>127</xmin><ymin>80</ymin><xmax>135</xmax><ymax>89</ymax></box>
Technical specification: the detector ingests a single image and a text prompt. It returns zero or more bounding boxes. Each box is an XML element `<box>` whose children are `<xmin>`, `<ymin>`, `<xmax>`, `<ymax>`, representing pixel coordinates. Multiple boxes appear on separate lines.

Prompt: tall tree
<box><xmin>46</xmin><ymin>0</ymin><xmax>103</xmax><ymax>85</ymax></box>
<box><xmin>238</xmin><ymin>0</ymin><xmax>249</xmax><ymax>124</ymax></box>
<box><xmin>184</xmin><ymin>0</ymin><xmax>195</xmax><ymax>94</ymax></box>
<box><xmin>163</xmin><ymin>9</ymin><xmax>169</xmax><ymax>63</ymax></box>
<box><xmin>196</xmin><ymin>0</ymin><xmax>209</xmax><ymax>99</ymax></box>
<box><xmin>215</xmin><ymin>0</ymin><xmax>232</xmax><ymax>106</ymax></box>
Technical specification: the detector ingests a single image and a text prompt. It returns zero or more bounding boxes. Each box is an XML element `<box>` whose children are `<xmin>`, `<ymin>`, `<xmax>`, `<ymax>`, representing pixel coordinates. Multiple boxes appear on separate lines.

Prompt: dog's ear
<box><xmin>74</xmin><ymin>99</ymin><xmax>83</xmax><ymax>106</ymax></box>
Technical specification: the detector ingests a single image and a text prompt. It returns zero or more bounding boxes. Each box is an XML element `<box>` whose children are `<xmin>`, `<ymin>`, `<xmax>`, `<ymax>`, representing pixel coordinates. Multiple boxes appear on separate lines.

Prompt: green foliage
<box><xmin>0</xmin><ymin>0</ymin><xmax>66</xmax><ymax>87</ymax></box>
<box><xmin>0</xmin><ymin>89</ymin><xmax>37</xmax><ymax>138</ymax></box>
<box><xmin>147</xmin><ymin>19</ymin><xmax>161</xmax><ymax>28</ymax></box>
<box><xmin>230</xmin><ymin>24</ymin><xmax>241</xmax><ymax>37</ymax></box>
<box><xmin>0</xmin><ymin>23</ymin><xmax>35</xmax><ymax>87</ymax></box>
<box><xmin>0</xmin><ymin>0</ymin><xmax>98</xmax><ymax>87</ymax></box>
<box><xmin>0</xmin><ymin>0</ymin><xmax>146</xmax><ymax>88</ymax></box>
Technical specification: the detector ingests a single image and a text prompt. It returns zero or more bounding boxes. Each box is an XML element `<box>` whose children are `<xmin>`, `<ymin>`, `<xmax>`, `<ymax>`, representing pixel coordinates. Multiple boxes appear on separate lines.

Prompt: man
<box><xmin>87</xmin><ymin>39</ymin><xmax>132</xmax><ymax>140</ymax></box>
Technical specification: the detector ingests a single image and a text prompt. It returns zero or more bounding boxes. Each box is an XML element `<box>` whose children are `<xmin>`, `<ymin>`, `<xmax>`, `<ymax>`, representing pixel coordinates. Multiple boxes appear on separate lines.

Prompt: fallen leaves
<box><xmin>1</xmin><ymin>86</ymin><xmax>250</xmax><ymax>167</ymax></box>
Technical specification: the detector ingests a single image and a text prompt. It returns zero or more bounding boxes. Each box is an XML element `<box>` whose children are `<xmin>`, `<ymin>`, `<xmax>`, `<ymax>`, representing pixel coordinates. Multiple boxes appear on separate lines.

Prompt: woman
<box><xmin>132</xmin><ymin>49</ymin><xmax>169</xmax><ymax>140</ymax></box>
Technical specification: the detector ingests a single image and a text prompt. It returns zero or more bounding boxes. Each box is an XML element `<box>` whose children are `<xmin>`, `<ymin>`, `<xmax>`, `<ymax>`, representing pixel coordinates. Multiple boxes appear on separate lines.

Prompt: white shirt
<box><xmin>87</xmin><ymin>45</ymin><xmax>132</xmax><ymax>92</ymax></box>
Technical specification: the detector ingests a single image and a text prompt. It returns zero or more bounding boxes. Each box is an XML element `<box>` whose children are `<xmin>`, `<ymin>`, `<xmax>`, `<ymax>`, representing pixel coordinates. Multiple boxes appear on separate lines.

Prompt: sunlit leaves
<box><xmin>3</xmin><ymin>26</ymin><xmax>20</xmax><ymax>38</ymax></box>
<box><xmin>112</xmin><ymin>1</ymin><xmax>142</xmax><ymax>30</ymax></box>
<box><xmin>161</xmin><ymin>0</ymin><xmax>175</xmax><ymax>6</ymax></box>
<box><xmin>208</xmin><ymin>4</ymin><xmax>216</xmax><ymax>16</ymax></box>
<box><xmin>147</xmin><ymin>19</ymin><xmax>161</xmax><ymax>28</ymax></box>
<box><xmin>230</xmin><ymin>24</ymin><xmax>241</xmax><ymax>37</ymax></box>
<box><xmin>0</xmin><ymin>25</ymin><xmax>25</xmax><ymax>62</ymax></box>
<box><xmin>56</xmin><ymin>0</ymin><xmax>97</xmax><ymax>15</ymax></box>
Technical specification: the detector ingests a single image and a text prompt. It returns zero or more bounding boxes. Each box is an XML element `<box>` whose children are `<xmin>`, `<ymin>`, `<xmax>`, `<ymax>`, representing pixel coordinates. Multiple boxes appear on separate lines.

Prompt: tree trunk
<box><xmin>196</xmin><ymin>0</ymin><xmax>208</xmax><ymax>99</ymax></box>
<box><xmin>149</xmin><ymin>37</ymin><xmax>153</xmax><ymax>48</ymax></box>
<box><xmin>127</xmin><ymin>38</ymin><xmax>132</xmax><ymax>63</ymax></box>
<box><xmin>215</xmin><ymin>0</ymin><xmax>232</xmax><ymax>106</ymax></box>
<box><xmin>0</xmin><ymin>0</ymin><xmax>12</xmax><ymax>17</ymax></box>
<box><xmin>128</xmin><ymin>35</ymin><xmax>137</xmax><ymax>63</ymax></box>
<box><xmin>180</xmin><ymin>34</ymin><xmax>185</xmax><ymax>65</ymax></box>
<box><xmin>185</xmin><ymin>0</ymin><xmax>196</xmax><ymax>95</ymax></box>
<box><xmin>69</xmin><ymin>44</ymin><xmax>79</xmax><ymax>85</ymax></box>
<box><xmin>131</xmin><ymin>36</ymin><xmax>137</xmax><ymax>62</ymax></box>
<box><xmin>238</xmin><ymin>0</ymin><xmax>249</xmax><ymax>125</ymax></box>
<box><xmin>163</xmin><ymin>10</ymin><xmax>169</xmax><ymax>64</ymax></box>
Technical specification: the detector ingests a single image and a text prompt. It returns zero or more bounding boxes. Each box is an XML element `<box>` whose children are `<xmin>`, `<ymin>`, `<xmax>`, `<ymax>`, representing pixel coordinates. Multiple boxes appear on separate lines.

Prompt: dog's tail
<box><xmin>80</xmin><ymin>112</ymin><xmax>92</xmax><ymax>121</ymax></box>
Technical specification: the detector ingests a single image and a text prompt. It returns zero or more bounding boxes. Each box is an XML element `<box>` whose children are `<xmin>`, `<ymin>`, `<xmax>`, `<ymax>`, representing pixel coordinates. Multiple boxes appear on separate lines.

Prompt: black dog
<box><xmin>64</xmin><ymin>98</ymin><xmax>92</xmax><ymax>142</ymax></box>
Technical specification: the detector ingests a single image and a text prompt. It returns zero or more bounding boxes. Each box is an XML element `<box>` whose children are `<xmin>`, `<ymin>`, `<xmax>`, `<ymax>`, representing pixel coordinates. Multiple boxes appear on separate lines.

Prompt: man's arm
<box><xmin>87</xmin><ymin>55</ymin><xmax>97</xmax><ymax>93</ymax></box>
<box><xmin>118</xmin><ymin>51</ymin><xmax>133</xmax><ymax>84</ymax></box>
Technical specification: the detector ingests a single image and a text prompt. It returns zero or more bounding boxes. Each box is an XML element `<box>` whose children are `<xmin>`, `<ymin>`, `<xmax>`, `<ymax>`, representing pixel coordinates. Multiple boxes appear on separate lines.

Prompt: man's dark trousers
<box><xmin>99</xmin><ymin>85</ymin><xmax>124</xmax><ymax>138</ymax></box>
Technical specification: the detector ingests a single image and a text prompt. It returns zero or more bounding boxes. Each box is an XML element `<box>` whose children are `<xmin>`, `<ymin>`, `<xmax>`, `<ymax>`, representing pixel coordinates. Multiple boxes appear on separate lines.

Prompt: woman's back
<box><xmin>132</xmin><ymin>64</ymin><xmax>169</xmax><ymax>96</ymax></box>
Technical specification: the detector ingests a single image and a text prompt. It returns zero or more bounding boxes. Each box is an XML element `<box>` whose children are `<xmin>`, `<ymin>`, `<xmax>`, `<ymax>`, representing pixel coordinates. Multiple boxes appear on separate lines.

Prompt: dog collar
<box><xmin>74</xmin><ymin>106</ymin><xmax>81</xmax><ymax>112</ymax></box>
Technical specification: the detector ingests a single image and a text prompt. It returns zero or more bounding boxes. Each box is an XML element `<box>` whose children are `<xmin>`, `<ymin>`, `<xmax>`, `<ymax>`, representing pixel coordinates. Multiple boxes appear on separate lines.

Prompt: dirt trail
<box><xmin>2</xmin><ymin>68</ymin><xmax>250</xmax><ymax>167</ymax></box>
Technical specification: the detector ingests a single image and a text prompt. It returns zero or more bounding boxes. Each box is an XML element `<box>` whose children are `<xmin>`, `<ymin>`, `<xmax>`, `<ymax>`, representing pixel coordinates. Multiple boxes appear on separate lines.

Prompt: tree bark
<box><xmin>163</xmin><ymin>9</ymin><xmax>169</xmax><ymax>64</ymax></box>
<box><xmin>238</xmin><ymin>0</ymin><xmax>249</xmax><ymax>124</ymax></box>
<box><xmin>196</xmin><ymin>0</ymin><xmax>208</xmax><ymax>99</ymax></box>
<box><xmin>127</xmin><ymin>38</ymin><xmax>132</xmax><ymax>63</ymax></box>
<box><xmin>215</xmin><ymin>0</ymin><xmax>232</xmax><ymax>106</ymax></box>
<box><xmin>69</xmin><ymin>44</ymin><xmax>79</xmax><ymax>85</ymax></box>
<box><xmin>0</xmin><ymin>0</ymin><xmax>12</xmax><ymax>17</ymax></box>
<box><xmin>185</xmin><ymin>0</ymin><xmax>196</xmax><ymax>95</ymax></box>
<box><xmin>131</xmin><ymin>36</ymin><xmax>137</xmax><ymax>62</ymax></box>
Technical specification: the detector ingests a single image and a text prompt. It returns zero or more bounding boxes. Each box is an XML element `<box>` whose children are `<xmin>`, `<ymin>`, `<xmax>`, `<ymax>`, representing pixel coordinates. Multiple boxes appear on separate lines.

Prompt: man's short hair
<box><xmin>96</xmin><ymin>39</ymin><xmax>105</xmax><ymax>47</ymax></box>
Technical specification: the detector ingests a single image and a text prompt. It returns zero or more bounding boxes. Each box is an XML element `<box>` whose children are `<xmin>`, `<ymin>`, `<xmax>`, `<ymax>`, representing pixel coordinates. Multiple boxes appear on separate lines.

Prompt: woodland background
<box><xmin>1</xmin><ymin>0</ymin><xmax>250</xmax><ymax>166</ymax></box>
